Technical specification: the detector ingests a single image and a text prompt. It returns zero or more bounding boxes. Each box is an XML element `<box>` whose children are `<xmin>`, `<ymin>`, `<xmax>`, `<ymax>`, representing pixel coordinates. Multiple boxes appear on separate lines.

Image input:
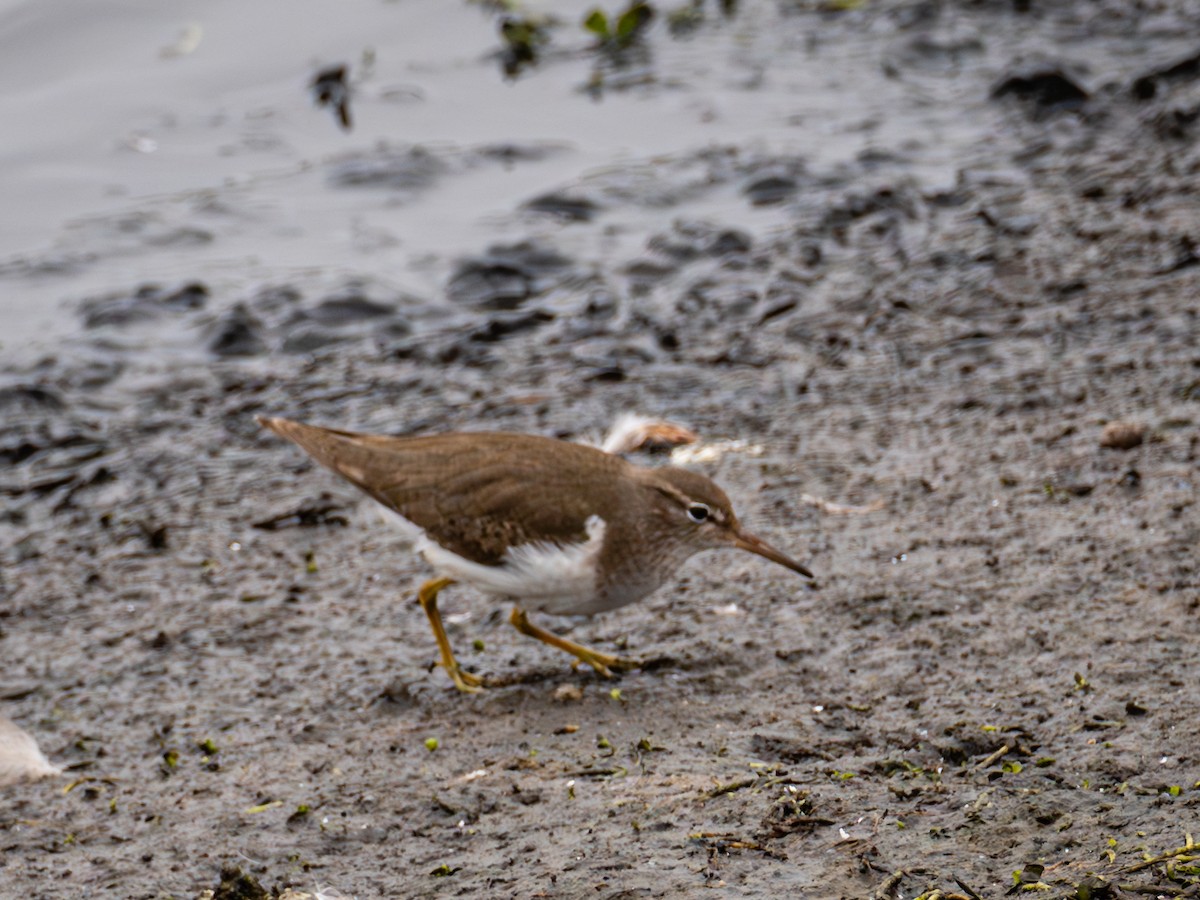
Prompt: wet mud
<box><xmin>2</xmin><ymin>1</ymin><xmax>1198</xmax><ymax>898</ymax></box>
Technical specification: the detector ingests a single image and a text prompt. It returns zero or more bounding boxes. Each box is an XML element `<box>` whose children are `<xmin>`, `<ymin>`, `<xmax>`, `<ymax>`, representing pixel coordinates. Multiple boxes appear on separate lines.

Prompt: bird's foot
<box><xmin>443</xmin><ymin>663</ymin><xmax>485</xmax><ymax>693</ymax></box>
<box><xmin>571</xmin><ymin>650</ymin><xmax>641</xmax><ymax>679</ymax></box>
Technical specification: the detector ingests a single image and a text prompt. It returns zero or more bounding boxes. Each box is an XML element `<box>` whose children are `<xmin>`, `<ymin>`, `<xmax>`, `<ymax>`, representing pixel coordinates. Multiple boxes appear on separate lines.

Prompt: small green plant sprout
<box><xmin>499</xmin><ymin>15</ymin><xmax>551</xmax><ymax>78</ymax></box>
<box><xmin>584</xmin><ymin>2</ymin><xmax>655</xmax><ymax>50</ymax></box>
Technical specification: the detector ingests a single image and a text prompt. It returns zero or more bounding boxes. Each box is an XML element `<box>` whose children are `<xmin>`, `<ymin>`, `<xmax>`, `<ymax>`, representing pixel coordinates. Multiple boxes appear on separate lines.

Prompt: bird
<box><xmin>256</xmin><ymin>415</ymin><xmax>813</xmax><ymax>691</ymax></box>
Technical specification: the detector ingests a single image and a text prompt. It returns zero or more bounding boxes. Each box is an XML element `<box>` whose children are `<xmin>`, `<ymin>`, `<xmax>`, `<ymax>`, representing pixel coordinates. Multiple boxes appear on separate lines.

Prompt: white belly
<box><xmin>379</xmin><ymin>506</ymin><xmax>609</xmax><ymax>615</ymax></box>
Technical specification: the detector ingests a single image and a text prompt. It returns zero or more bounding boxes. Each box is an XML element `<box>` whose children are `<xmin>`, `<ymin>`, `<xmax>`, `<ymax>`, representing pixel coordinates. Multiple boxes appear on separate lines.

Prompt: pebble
<box><xmin>553</xmin><ymin>684</ymin><xmax>583</xmax><ymax>703</ymax></box>
<box><xmin>1100</xmin><ymin>420</ymin><xmax>1146</xmax><ymax>450</ymax></box>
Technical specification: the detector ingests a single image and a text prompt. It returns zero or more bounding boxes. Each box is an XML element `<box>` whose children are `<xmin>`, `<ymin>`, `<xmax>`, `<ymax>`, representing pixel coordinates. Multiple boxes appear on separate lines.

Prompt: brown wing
<box><xmin>258</xmin><ymin>416</ymin><xmax>633</xmax><ymax>565</ymax></box>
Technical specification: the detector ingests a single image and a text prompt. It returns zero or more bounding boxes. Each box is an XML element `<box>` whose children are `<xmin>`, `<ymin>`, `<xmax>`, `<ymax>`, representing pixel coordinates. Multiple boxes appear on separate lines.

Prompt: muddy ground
<box><xmin>2</xmin><ymin>2</ymin><xmax>1199</xmax><ymax>898</ymax></box>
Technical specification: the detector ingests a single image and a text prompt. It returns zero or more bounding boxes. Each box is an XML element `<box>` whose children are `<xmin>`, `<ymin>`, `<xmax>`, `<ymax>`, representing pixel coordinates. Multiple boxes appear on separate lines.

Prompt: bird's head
<box><xmin>646</xmin><ymin>466</ymin><xmax>813</xmax><ymax>578</ymax></box>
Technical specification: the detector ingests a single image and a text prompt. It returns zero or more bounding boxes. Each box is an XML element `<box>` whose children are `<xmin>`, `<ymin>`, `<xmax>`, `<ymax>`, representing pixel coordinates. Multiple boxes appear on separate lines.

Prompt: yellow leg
<box><xmin>509</xmin><ymin>607</ymin><xmax>639</xmax><ymax>678</ymax></box>
<box><xmin>418</xmin><ymin>578</ymin><xmax>484</xmax><ymax>693</ymax></box>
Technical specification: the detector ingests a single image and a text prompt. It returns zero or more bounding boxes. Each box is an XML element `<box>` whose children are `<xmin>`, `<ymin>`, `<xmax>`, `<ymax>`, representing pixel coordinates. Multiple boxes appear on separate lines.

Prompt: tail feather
<box><xmin>256</xmin><ymin>415</ymin><xmax>377</xmax><ymax>486</ymax></box>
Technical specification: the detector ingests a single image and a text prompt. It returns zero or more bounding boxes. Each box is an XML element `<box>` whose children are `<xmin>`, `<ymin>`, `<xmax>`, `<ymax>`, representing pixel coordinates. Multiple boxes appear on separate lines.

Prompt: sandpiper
<box><xmin>258</xmin><ymin>416</ymin><xmax>812</xmax><ymax>691</ymax></box>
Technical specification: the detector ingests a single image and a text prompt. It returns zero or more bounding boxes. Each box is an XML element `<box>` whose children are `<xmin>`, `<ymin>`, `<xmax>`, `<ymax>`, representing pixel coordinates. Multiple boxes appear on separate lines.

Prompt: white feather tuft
<box><xmin>598</xmin><ymin>413</ymin><xmax>697</xmax><ymax>455</ymax></box>
<box><xmin>0</xmin><ymin>715</ymin><xmax>62</xmax><ymax>787</ymax></box>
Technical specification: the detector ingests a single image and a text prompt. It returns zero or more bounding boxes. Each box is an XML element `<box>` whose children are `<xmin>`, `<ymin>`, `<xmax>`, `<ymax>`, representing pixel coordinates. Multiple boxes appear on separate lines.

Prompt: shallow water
<box><xmin>0</xmin><ymin>0</ymin><xmax>1068</xmax><ymax>362</ymax></box>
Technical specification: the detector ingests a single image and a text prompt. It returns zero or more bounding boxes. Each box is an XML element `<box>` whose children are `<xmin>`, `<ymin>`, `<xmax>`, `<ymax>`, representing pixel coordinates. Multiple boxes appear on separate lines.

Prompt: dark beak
<box><xmin>733</xmin><ymin>529</ymin><xmax>813</xmax><ymax>578</ymax></box>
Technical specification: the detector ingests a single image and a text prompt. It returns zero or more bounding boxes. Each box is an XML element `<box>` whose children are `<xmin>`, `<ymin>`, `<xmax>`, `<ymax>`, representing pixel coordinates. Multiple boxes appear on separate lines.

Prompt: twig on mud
<box><xmin>568</xmin><ymin>766</ymin><xmax>628</xmax><ymax>778</ymax></box>
<box><xmin>953</xmin><ymin>875</ymin><xmax>984</xmax><ymax>900</ymax></box>
<box><xmin>689</xmin><ymin>831</ymin><xmax>788</xmax><ymax>860</ymax></box>
<box><xmin>965</xmin><ymin>789</ymin><xmax>994</xmax><ymax>819</ymax></box>
<box><xmin>62</xmin><ymin>775</ymin><xmax>119</xmax><ymax>794</ymax></box>
<box><xmin>874</xmin><ymin>869</ymin><xmax>905</xmax><ymax>899</ymax></box>
<box><xmin>1122</xmin><ymin>832</ymin><xmax>1198</xmax><ymax>874</ymax></box>
<box><xmin>970</xmin><ymin>744</ymin><xmax>1010</xmax><ymax>772</ymax></box>
<box><xmin>800</xmin><ymin>493</ymin><xmax>886</xmax><ymax>515</ymax></box>
<box><xmin>879</xmin><ymin>870</ymin><xmax>972</xmax><ymax>900</ymax></box>
<box><xmin>871</xmin><ymin>808</ymin><xmax>889</xmax><ymax>836</ymax></box>
<box><xmin>703</xmin><ymin>772</ymin><xmax>802</xmax><ymax>799</ymax></box>
<box><xmin>704</xmin><ymin>777</ymin><xmax>757</xmax><ymax>798</ymax></box>
<box><xmin>758</xmin><ymin>786</ymin><xmax>836</xmax><ymax>837</ymax></box>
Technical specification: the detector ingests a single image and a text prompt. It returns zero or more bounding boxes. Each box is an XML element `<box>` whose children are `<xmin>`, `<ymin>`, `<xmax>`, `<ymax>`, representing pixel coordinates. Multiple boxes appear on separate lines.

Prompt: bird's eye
<box><xmin>686</xmin><ymin>503</ymin><xmax>710</xmax><ymax>523</ymax></box>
